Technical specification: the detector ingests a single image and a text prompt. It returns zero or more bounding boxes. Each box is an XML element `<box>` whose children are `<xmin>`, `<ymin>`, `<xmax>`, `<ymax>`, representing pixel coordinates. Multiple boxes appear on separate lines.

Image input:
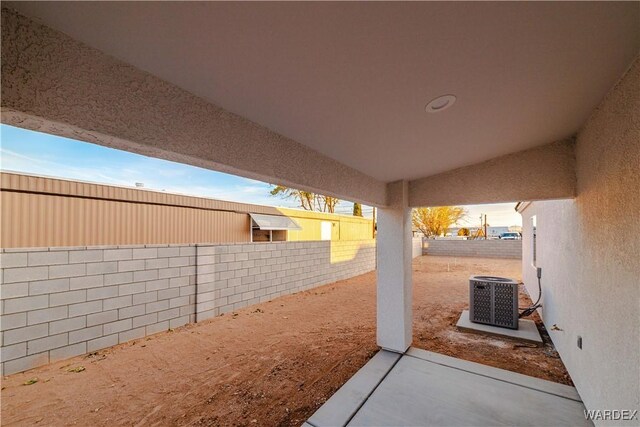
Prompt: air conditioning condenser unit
<box><xmin>469</xmin><ymin>275</ymin><xmax>519</xmax><ymax>329</ymax></box>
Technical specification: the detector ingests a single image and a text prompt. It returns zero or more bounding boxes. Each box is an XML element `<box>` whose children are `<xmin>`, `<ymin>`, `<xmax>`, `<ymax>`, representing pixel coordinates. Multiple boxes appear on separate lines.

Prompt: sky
<box><xmin>0</xmin><ymin>124</ymin><xmax>521</xmax><ymax>226</ymax></box>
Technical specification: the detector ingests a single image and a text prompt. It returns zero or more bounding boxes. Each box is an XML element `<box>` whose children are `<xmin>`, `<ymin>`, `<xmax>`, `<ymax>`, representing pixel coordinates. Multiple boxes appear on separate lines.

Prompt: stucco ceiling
<box><xmin>8</xmin><ymin>2</ymin><xmax>639</xmax><ymax>182</ymax></box>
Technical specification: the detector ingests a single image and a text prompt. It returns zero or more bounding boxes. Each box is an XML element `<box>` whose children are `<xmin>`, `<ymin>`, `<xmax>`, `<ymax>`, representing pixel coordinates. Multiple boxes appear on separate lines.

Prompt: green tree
<box><xmin>412</xmin><ymin>206</ymin><xmax>467</xmax><ymax>238</ymax></box>
<box><xmin>353</xmin><ymin>203</ymin><xmax>363</xmax><ymax>217</ymax></box>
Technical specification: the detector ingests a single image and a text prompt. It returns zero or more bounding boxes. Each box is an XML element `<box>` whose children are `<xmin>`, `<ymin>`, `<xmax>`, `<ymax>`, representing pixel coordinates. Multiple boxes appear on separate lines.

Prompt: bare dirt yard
<box><xmin>1</xmin><ymin>256</ymin><xmax>571</xmax><ymax>426</ymax></box>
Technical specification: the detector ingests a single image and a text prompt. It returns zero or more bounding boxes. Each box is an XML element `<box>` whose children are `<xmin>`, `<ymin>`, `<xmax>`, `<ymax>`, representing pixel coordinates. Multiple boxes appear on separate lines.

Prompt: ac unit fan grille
<box><xmin>471</xmin><ymin>283</ymin><xmax>492</xmax><ymax>323</ymax></box>
<box><xmin>494</xmin><ymin>283</ymin><xmax>517</xmax><ymax>327</ymax></box>
<box><xmin>469</xmin><ymin>276</ymin><xmax>519</xmax><ymax>329</ymax></box>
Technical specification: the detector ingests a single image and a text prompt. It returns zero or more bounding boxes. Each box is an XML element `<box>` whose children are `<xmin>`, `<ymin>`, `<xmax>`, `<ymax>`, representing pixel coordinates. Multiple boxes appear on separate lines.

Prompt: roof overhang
<box><xmin>1</xmin><ymin>4</ymin><xmax>637</xmax><ymax>207</ymax></box>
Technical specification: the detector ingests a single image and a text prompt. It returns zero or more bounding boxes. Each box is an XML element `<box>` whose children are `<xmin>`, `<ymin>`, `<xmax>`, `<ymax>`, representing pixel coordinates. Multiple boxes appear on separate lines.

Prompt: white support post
<box><xmin>376</xmin><ymin>180</ymin><xmax>412</xmax><ymax>353</ymax></box>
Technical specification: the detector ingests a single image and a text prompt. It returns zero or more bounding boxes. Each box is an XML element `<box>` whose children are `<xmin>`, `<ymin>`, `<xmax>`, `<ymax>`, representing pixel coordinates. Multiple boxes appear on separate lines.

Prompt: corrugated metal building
<box><xmin>0</xmin><ymin>172</ymin><xmax>373</xmax><ymax>248</ymax></box>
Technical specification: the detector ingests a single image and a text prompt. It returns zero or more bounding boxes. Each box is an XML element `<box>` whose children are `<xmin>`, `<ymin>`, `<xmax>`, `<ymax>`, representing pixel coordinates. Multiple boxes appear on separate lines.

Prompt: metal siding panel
<box><xmin>26</xmin><ymin>194</ymin><xmax>33</xmax><ymax>247</ymax></box>
<box><xmin>0</xmin><ymin>192</ymin><xmax>6</xmax><ymax>247</ymax></box>
<box><xmin>43</xmin><ymin>195</ymin><xmax>50</xmax><ymax>247</ymax></box>
<box><xmin>95</xmin><ymin>199</ymin><xmax>103</xmax><ymax>245</ymax></box>
<box><xmin>61</xmin><ymin>197</ymin><xmax>69</xmax><ymax>246</ymax></box>
<box><xmin>2</xmin><ymin>192</ymin><xmax>14</xmax><ymax>247</ymax></box>
<box><xmin>125</xmin><ymin>201</ymin><xmax>132</xmax><ymax>244</ymax></box>
<box><xmin>84</xmin><ymin>198</ymin><xmax>92</xmax><ymax>245</ymax></box>
<box><xmin>1</xmin><ymin>191</ymin><xmax>368</xmax><ymax>247</ymax></box>
<box><xmin>69</xmin><ymin>197</ymin><xmax>76</xmax><ymax>246</ymax></box>
<box><xmin>1</xmin><ymin>172</ymin><xmax>370</xmax><ymax>247</ymax></box>
<box><xmin>0</xmin><ymin>171</ymin><xmax>283</xmax><ymax>215</ymax></box>
<box><xmin>144</xmin><ymin>202</ymin><xmax>151</xmax><ymax>244</ymax></box>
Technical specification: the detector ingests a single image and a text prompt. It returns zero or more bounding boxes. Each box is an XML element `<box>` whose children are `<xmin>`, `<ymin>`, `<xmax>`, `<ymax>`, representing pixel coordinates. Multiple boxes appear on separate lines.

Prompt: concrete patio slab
<box><xmin>405</xmin><ymin>348</ymin><xmax>581</xmax><ymax>401</ymax></box>
<box><xmin>306</xmin><ymin>350</ymin><xmax>401</xmax><ymax>427</ymax></box>
<box><xmin>307</xmin><ymin>348</ymin><xmax>590</xmax><ymax>427</ymax></box>
<box><xmin>456</xmin><ymin>310</ymin><xmax>543</xmax><ymax>346</ymax></box>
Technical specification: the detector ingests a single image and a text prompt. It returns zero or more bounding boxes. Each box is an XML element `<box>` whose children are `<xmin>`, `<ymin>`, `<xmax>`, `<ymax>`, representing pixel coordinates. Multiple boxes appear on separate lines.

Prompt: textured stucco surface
<box><xmin>4</xmin><ymin>7</ymin><xmax>616</xmax><ymax>210</ymax></box>
<box><xmin>409</xmin><ymin>139</ymin><xmax>576</xmax><ymax>207</ymax></box>
<box><xmin>5</xmin><ymin>2</ymin><xmax>639</xmax><ymax>183</ymax></box>
<box><xmin>377</xmin><ymin>181</ymin><xmax>413</xmax><ymax>352</ymax></box>
<box><xmin>0</xmin><ymin>8</ymin><xmax>385</xmax><ymax>206</ymax></box>
<box><xmin>520</xmin><ymin>57</ymin><xmax>639</xmax><ymax>422</ymax></box>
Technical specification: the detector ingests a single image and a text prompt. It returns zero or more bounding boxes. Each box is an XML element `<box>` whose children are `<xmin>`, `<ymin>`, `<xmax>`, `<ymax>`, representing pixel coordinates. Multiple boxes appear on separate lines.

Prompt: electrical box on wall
<box><xmin>469</xmin><ymin>275</ymin><xmax>519</xmax><ymax>329</ymax></box>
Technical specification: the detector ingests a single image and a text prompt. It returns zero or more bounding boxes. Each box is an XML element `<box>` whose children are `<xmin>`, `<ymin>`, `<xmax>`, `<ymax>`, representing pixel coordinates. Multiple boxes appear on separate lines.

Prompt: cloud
<box><xmin>1</xmin><ymin>148</ymin><xmax>147</xmax><ymax>187</ymax></box>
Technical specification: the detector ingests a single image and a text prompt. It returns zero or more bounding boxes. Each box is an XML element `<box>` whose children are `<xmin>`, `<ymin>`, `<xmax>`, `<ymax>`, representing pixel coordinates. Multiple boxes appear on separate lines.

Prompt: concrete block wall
<box><xmin>196</xmin><ymin>240</ymin><xmax>376</xmax><ymax>320</ymax></box>
<box><xmin>0</xmin><ymin>244</ymin><xmax>197</xmax><ymax>376</ymax></box>
<box><xmin>423</xmin><ymin>239</ymin><xmax>521</xmax><ymax>259</ymax></box>
<box><xmin>411</xmin><ymin>237</ymin><xmax>422</xmax><ymax>259</ymax></box>
<box><xmin>1</xmin><ymin>240</ymin><xmax>375</xmax><ymax>374</ymax></box>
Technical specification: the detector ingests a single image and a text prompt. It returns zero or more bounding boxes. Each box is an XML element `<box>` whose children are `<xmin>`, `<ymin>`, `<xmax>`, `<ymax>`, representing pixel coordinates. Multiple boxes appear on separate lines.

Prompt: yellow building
<box><xmin>0</xmin><ymin>171</ymin><xmax>373</xmax><ymax>248</ymax></box>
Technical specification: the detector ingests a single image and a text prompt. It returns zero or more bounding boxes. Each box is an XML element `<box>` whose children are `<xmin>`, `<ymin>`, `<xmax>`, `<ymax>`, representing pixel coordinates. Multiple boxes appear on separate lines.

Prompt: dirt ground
<box><xmin>1</xmin><ymin>256</ymin><xmax>572</xmax><ymax>426</ymax></box>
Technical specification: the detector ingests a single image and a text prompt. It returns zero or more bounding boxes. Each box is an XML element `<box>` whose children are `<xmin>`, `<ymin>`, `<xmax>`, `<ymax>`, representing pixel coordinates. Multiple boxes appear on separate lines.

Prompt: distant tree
<box><xmin>412</xmin><ymin>206</ymin><xmax>467</xmax><ymax>238</ymax></box>
<box><xmin>353</xmin><ymin>203</ymin><xmax>363</xmax><ymax>217</ymax></box>
<box><xmin>457</xmin><ymin>227</ymin><xmax>470</xmax><ymax>236</ymax></box>
<box><xmin>321</xmin><ymin>196</ymin><xmax>339</xmax><ymax>214</ymax></box>
<box><xmin>270</xmin><ymin>185</ymin><xmax>316</xmax><ymax>210</ymax></box>
<box><xmin>270</xmin><ymin>185</ymin><xmax>340</xmax><ymax>213</ymax></box>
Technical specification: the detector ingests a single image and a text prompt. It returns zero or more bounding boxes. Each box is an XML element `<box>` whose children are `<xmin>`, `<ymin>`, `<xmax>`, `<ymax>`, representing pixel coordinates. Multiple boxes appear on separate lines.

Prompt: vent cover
<box><xmin>469</xmin><ymin>276</ymin><xmax>519</xmax><ymax>329</ymax></box>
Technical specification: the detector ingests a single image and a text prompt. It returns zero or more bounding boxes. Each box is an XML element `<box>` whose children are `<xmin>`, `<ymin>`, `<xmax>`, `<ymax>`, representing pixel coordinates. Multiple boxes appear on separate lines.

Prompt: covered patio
<box><xmin>2</xmin><ymin>2</ymin><xmax>638</xmax><ymax>426</ymax></box>
<box><xmin>307</xmin><ymin>348</ymin><xmax>589</xmax><ymax>427</ymax></box>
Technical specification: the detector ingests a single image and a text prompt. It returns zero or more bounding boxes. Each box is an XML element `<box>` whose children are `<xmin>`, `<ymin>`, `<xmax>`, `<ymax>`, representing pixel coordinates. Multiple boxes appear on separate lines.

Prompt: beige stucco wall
<box><xmin>520</xmin><ymin>57</ymin><xmax>639</xmax><ymax>422</ymax></box>
<box><xmin>409</xmin><ymin>139</ymin><xmax>576</xmax><ymax>207</ymax></box>
<box><xmin>0</xmin><ymin>7</ymin><xmax>386</xmax><ymax>207</ymax></box>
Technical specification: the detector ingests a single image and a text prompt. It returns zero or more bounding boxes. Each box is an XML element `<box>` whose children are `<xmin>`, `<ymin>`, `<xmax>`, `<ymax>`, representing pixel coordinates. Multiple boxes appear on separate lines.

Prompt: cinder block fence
<box><xmin>423</xmin><ymin>239</ymin><xmax>522</xmax><ymax>259</ymax></box>
<box><xmin>0</xmin><ymin>240</ymin><xmax>375</xmax><ymax>375</ymax></box>
<box><xmin>411</xmin><ymin>237</ymin><xmax>422</xmax><ymax>259</ymax></box>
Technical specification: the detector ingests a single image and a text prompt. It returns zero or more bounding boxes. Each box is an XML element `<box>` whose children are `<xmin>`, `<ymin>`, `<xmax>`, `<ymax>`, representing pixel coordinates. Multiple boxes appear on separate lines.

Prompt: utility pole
<box><xmin>484</xmin><ymin>214</ymin><xmax>488</xmax><ymax>240</ymax></box>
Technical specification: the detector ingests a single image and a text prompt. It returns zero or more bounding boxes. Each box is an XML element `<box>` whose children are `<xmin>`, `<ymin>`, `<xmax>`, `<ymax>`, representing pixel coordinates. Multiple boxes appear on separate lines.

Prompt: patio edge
<box><xmin>306</xmin><ymin>349</ymin><xmax>402</xmax><ymax>427</ymax></box>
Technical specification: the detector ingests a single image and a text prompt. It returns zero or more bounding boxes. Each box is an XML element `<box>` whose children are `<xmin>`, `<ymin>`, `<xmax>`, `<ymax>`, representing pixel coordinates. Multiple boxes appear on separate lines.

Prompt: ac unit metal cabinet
<box><xmin>469</xmin><ymin>275</ymin><xmax>519</xmax><ymax>329</ymax></box>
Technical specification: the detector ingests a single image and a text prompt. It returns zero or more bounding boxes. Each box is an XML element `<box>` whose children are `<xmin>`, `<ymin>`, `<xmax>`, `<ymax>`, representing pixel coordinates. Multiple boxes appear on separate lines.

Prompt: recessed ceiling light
<box><xmin>425</xmin><ymin>94</ymin><xmax>456</xmax><ymax>113</ymax></box>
